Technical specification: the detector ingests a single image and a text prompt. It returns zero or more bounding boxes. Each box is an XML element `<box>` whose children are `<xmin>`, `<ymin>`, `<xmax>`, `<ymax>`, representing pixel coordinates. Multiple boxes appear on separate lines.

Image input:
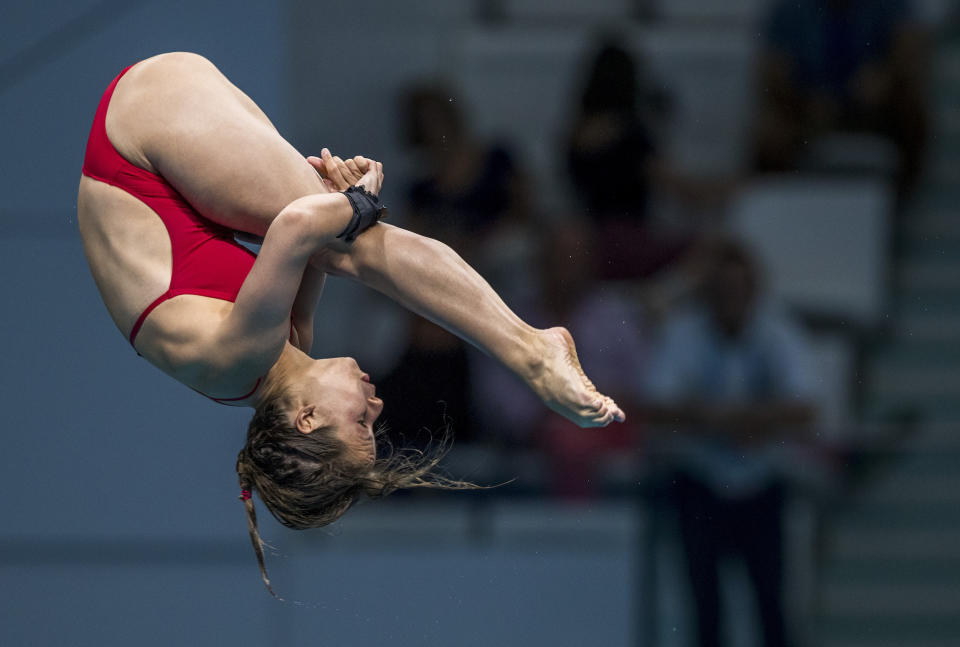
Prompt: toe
<box><xmin>596</xmin><ymin>397</ymin><xmax>626</xmax><ymax>426</ymax></box>
<box><xmin>595</xmin><ymin>408</ymin><xmax>615</xmax><ymax>426</ymax></box>
<box><xmin>590</xmin><ymin>399</ymin><xmax>615</xmax><ymax>426</ymax></box>
<box><xmin>608</xmin><ymin>400</ymin><xmax>626</xmax><ymax>423</ymax></box>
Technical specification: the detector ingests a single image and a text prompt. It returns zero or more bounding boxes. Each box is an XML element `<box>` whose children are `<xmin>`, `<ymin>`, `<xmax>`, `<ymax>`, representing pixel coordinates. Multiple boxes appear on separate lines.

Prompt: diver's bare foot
<box><xmin>524</xmin><ymin>327</ymin><xmax>626</xmax><ymax>428</ymax></box>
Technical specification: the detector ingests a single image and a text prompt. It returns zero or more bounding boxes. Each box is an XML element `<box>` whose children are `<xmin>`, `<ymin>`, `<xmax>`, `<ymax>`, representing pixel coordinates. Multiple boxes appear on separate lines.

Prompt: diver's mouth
<box><xmin>361</xmin><ymin>373</ymin><xmax>371</xmax><ymax>383</ymax></box>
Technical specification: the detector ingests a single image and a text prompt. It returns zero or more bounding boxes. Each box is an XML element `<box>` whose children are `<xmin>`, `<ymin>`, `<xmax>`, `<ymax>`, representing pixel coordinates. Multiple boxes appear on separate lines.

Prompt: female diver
<box><xmin>78</xmin><ymin>52</ymin><xmax>625</xmax><ymax>592</ymax></box>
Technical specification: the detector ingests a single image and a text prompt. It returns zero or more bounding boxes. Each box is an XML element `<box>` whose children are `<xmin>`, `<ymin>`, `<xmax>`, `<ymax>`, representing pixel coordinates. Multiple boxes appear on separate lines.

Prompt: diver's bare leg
<box><xmin>316</xmin><ymin>224</ymin><xmax>625</xmax><ymax>428</ymax></box>
<box><xmin>106</xmin><ymin>52</ymin><xmax>329</xmax><ymax>236</ymax></box>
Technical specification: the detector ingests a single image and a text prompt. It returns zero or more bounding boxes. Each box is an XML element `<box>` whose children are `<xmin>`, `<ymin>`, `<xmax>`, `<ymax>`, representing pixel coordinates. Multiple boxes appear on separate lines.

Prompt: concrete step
<box><xmin>861</xmin><ymin>402</ymin><xmax>960</xmax><ymax>424</ymax></box>
<box><xmin>909</xmin><ymin>191</ymin><xmax>960</xmax><ymax>216</ymax></box>
<box><xmin>896</xmin><ymin>289</ymin><xmax>960</xmax><ymax>315</ymax></box>
<box><xmin>825</xmin><ymin>641</ymin><xmax>960</xmax><ymax>647</ymax></box>
<box><xmin>824</xmin><ymin>556</ymin><xmax>960</xmax><ymax>586</ymax></box>
<box><xmin>892</xmin><ymin>311</ymin><xmax>960</xmax><ymax>343</ymax></box>
<box><xmin>901</xmin><ymin>235</ymin><xmax>960</xmax><ymax>261</ymax></box>
<box><xmin>901</xmin><ymin>422</ymin><xmax>960</xmax><ymax>450</ymax></box>
<box><xmin>829</xmin><ymin>526</ymin><xmax>960</xmax><ymax>562</ymax></box>
<box><xmin>898</xmin><ymin>260</ymin><xmax>960</xmax><ymax>292</ymax></box>
<box><xmin>820</xmin><ymin>588</ymin><xmax>960</xmax><ymax>646</ymax></box>
<box><xmin>903</xmin><ymin>208</ymin><xmax>960</xmax><ymax>237</ymax></box>
<box><xmin>831</xmin><ymin>421</ymin><xmax>960</xmax><ymax>458</ymax></box>
<box><xmin>820</xmin><ymin>614</ymin><xmax>960</xmax><ymax>647</ymax></box>
<box><xmin>833</xmin><ymin>499</ymin><xmax>960</xmax><ymax>531</ymax></box>
<box><xmin>840</xmin><ymin>475</ymin><xmax>960</xmax><ymax>509</ymax></box>
<box><xmin>927</xmin><ymin>136</ymin><xmax>960</xmax><ymax>168</ymax></box>
<box><xmin>821</xmin><ymin>583</ymin><xmax>960</xmax><ymax>617</ymax></box>
<box><xmin>872</xmin><ymin>343</ymin><xmax>960</xmax><ymax>367</ymax></box>
<box><xmin>884</xmin><ymin>442</ymin><xmax>960</xmax><ymax>474</ymax></box>
<box><xmin>901</xmin><ymin>401</ymin><xmax>960</xmax><ymax>422</ymax></box>
<box><xmin>864</xmin><ymin>398</ymin><xmax>960</xmax><ymax>420</ymax></box>
<box><xmin>938</xmin><ymin>48</ymin><xmax>960</xmax><ymax>84</ymax></box>
<box><xmin>915</xmin><ymin>178</ymin><xmax>960</xmax><ymax>199</ymax></box>
<box><xmin>825</xmin><ymin>641</ymin><xmax>959</xmax><ymax>647</ymax></box>
<box><xmin>936</xmin><ymin>104</ymin><xmax>960</xmax><ymax>138</ymax></box>
<box><xmin>930</xmin><ymin>161</ymin><xmax>960</xmax><ymax>188</ymax></box>
<box><xmin>847</xmin><ymin>471</ymin><xmax>960</xmax><ymax>505</ymax></box>
<box><xmin>870</xmin><ymin>361</ymin><xmax>960</xmax><ymax>400</ymax></box>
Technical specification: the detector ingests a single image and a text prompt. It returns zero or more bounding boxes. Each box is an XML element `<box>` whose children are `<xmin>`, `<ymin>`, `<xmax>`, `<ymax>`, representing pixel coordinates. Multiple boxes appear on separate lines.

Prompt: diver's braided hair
<box><xmin>236</xmin><ymin>396</ymin><xmax>482</xmax><ymax>595</ymax></box>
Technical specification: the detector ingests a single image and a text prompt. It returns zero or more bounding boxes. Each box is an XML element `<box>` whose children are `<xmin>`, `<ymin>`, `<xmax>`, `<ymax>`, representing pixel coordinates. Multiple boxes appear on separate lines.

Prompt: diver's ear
<box><xmin>294</xmin><ymin>405</ymin><xmax>318</xmax><ymax>434</ymax></box>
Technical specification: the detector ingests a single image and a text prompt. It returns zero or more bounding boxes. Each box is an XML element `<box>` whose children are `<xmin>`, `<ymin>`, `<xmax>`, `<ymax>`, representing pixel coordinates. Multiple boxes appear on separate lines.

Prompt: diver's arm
<box><xmin>315</xmin><ymin>223</ymin><xmax>538</xmax><ymax>377</ymax></box>
<box><xmin>289</xmin><ymin>266</ymin><xmax>326</xmax><ymax>353</ymax></box>
<box><xmin>214</xmin><ymin>194</ymin><xmax>354</xmax><ymax>376</ymax></box>
<box><xmin>233</xmin><ymin>232</ymin><xmax>326</xmax><ymax>355</ymax></box>
<box><xmin>217</xmin><ymin>156</ymin><xmax>383</xmax><ymax>372</ymax></box>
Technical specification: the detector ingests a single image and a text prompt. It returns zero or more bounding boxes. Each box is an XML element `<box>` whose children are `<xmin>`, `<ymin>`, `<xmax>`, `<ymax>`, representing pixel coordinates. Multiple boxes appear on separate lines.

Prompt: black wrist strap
<box><xmin>338</xmin><ymin>185</ymin><xmax>386</xmax><ymax>243</ymax></box>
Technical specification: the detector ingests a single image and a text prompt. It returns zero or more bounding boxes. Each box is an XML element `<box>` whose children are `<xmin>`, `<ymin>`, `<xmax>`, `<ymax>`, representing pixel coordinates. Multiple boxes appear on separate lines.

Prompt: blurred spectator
<box><xmin>379</xmin><ymin>82</ymin><xmax>537</xmax><ymax>447</ymax></box>
<box><xmin>643</xmin><ymin>239</ymin><xmax>817</xmax><ymax>647</ymax></box>
<box><xmin>376</xmin><ymin>315</ymin><xmax>475</xmax><ymax>448</ymax></box>
<box><xmin>470</xmin><ymin>222</ymin><xmax>647</xmax><ymax>497</ymax></box>
<box><xmin>401</xmin><ymin>81</ymin><xmax>538</xmax><ymax>304</ymax></box>
<box><xmin>753</xmin><ymin>0</ymin><xmax>929</xmax><ymax>201</ymax></box>
<box><xmin>565</xmin><ymin>39</ymin><xmax>660</xmax><ymax>226</ymax></box>
<box><xmin>400</xmin><ymin>81</ymin><xmax>532</xmax><ymax>258</ymax></box>
<box><xmin>564</xmin><ymin>36</ymin><xmax>719</xmax><ymax>281</ymax></box>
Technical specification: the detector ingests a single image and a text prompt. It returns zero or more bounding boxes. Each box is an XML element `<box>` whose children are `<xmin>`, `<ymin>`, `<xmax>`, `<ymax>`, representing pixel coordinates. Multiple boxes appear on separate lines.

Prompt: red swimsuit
<box><xmin>82</xmin><ymin>65</ymin><xmax>260</xmax><ymax>404</ymax></box>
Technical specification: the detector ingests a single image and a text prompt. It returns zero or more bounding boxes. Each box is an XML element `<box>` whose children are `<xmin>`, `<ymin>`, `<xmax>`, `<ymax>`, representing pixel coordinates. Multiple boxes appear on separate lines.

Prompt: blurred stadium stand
<box><xmin>816</xmin><ymin>29</ymin><xmax>960</xmax><ymax>647</ymax></box>
<box><xmin>730</xmin><ymin>176</ymin><xmax>893</xmax><ymax>329</ymax></box>
<box><xmin>448</xmin><ymin>24</ymin><xmax>756</xmax><ymax>212</ymax></box>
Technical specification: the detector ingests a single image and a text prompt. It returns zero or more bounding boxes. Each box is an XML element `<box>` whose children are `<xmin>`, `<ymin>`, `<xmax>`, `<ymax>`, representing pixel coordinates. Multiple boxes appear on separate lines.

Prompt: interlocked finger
<box><xmin>320</xmin><ymin>149</ymin><xmax>348</xmax><ymax>189</ymax></box>
<box><xmin>343</xmin><ymin>157</ymin><xmax>362</xmax><ymax>182</ymax></box>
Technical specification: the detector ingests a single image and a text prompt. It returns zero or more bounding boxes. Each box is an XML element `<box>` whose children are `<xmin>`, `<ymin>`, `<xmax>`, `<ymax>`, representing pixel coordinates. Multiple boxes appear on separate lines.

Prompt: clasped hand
<box><xmin>235</xmin><ymin>148</ymin><xmax>385</xmax><ymax>247</ymax></box>
<box><xmin>307</xmin><ymin>148</ymin><xmax>384</xmax><ymax>197</ymax></box>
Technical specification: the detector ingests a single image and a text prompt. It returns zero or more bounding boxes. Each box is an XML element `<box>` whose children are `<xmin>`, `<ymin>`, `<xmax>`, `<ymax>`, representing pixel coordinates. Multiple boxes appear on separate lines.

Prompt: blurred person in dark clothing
<box><xmin>644</xmin><ymin>239</ymin><xmax>817</xmax><ymax>647</ymax></box>
<box><xmin>566</xmin><ymin>40</ymin><xmax>659</xmax><ymax>225</ymax></box>
<box><xmin>564</xmin><ymin>36</ymin><xmax>715</xmax><ymax>280</ymax></box>
<box><xmin>376</xmin><ymin>315</ymin><xmax>476</xmax><ymax>447</ymax></box>
<box><xmin>401</xmin><ymin>82</ymin><xmax>532</xmax><ymax>256</ymax></box>
<box><xmin>753</xmin><ymin>0</ymin><xmax>929</xmax><ymax>199</ymax></box>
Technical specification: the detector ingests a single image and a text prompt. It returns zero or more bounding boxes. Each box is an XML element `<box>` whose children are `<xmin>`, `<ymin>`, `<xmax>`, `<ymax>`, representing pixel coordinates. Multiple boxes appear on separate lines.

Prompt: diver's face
<box><xmin>296</xmin><ymin>357</ymin><xmax>383</xmax><ymax>465</ymax></box>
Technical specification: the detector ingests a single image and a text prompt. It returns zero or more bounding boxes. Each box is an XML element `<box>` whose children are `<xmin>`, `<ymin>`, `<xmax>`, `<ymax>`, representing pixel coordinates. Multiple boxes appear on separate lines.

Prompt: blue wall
<box><xmin>1</xmin><ymin>0</ymin><xmax>286</xmax><ymax>230</ymax></box>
